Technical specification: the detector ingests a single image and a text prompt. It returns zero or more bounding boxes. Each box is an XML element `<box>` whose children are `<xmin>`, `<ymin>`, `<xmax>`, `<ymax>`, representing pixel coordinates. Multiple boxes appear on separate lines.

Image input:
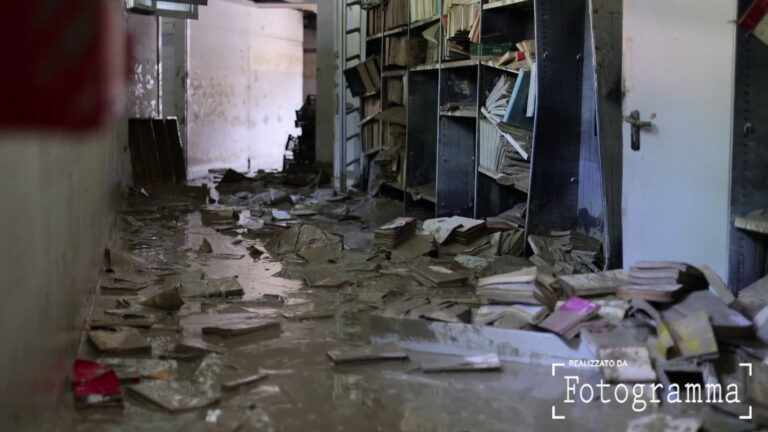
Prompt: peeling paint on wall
<box><xmin>187</xmin><ymin>2</ymin><xmax>304</xmax><ymax>177</ymax></box>
<box><xmin>127</xmin><ymin>14</ymin><xmax>159</xmax><ymax>118</ymax></box>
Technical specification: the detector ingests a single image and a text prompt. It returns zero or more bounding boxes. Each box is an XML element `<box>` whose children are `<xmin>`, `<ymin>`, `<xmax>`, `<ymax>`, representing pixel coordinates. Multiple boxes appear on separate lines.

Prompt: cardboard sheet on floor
<box><xmin>297</xmin><ymin>245</ymin><xmax>342</xmax><ymax>264</ymax></box>
<box><xmin>221</xmin><ymin>372</ymin><xmax>269</xmax><ymax>391</ymax></box>
<box><xmin>141</xmin><ymin>287</ymin><xmax>184</xmax><ymax>311</ymax></box>
<box><xmin>90</xmin><ymin>317</ymin><xmax>155</xmax><ymax>329</ymax></box>
<box><xmin>99</xmin><ymin>358</ymin><xmax>177</xmax><ymax>380</ymax></box>
<box><xmin>421</xmin><ymin>353</ymin><xmax>501</xmax><ymax>373</ymax></box>
<box><xmin>327</xmin><ymin>343</ymin><xmax>408</xmax><ymax>364</ymax></box>
<box><xmin>265</xmin><ymin>224</ymin><xmax>342</xmax><ymax>255</ymax></box>
<box><xmin>202</xmin><ymin>319</ymin><xmax>280</xmax><ymax>337</ymax></box>
<box><xmin>127</xmin><ymin>380</ymin><xmax>220</xmax><ymax>412</ymax></box>
<box><xmin>88</xmin><ymin>327</ymin><xmax>152</xmax><ymax>355</ymax></box>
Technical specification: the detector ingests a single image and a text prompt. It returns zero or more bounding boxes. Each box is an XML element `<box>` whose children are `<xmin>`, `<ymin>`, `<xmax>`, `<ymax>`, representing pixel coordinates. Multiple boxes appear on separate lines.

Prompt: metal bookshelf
<box><xmin>351</xmin><ymin>0</ymin><xmax>623</xmax><ymax>268</ymax></box>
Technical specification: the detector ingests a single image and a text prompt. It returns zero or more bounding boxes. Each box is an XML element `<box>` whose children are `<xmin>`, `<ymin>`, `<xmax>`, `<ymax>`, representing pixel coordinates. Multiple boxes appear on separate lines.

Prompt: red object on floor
<box><xmin>71</xmin><ymin>359</ymin><xmax>108</xmax><ymax>388</ymax></box>
<box><xmin>0</xmin><ymin>0</ymin><xmax>129</xmax><ymax>131</ymax></box>
<box><xmin>71</xmin><ymin>359</ymin><xmax>123</xmax><ymax>408</ymax></box>
<box><xmin>73</xmin><ymin>370</ymin><xmax>121</xmax><ymax>399</ymax></box>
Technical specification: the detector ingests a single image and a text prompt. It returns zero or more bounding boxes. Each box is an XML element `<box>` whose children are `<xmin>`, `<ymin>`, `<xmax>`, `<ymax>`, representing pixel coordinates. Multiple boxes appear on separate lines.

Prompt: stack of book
<box><xmin>483</xmin><ymin>76</ymin><xmax>513</xmax><ymax>123</ymax></box>
<box><xmin>477</xmin><ymin>267</ymin><xmax>557</xmax><ymax>309</ymax></box>
<box><xmin>344</xmin><ymin>56</ymin><xmax>381</xmax><ymax>97</ymax></box>
<box><xmin>617</xmin><ymin>261</ymin><xmax>707</xmax><ymax>303</ymax></box>
<box><xmin>478</xmin><ymin>117</ymin><xmax>531</xmax><ymax>192</ymax></box>
<box><xmin>411</xmin><ymin>265</ymin><xmax>470</xmax><ymax>288</ymax></box>
<box><xmin>528</xmin><ymin>230</ymin><xmax>604</xmax><ymax>274</ymax></box>
<box><xmin>453</xmin><ymin>220</ymin><xmax>487</xmax><ymax>244</ymax></box>
<box><xmin>410</xmin><ymin>0</ymin><xmax>440</xmax><ymax>23</ymax></box>
<box><xmin>384</xmin><ymin>0</ymin><xmax>409</xmax><ymax>30</ymax></box>
<box><xmin>374</xmin><ymin>217</ymin><xmax>417</xmax><ymax>248</ymax></box>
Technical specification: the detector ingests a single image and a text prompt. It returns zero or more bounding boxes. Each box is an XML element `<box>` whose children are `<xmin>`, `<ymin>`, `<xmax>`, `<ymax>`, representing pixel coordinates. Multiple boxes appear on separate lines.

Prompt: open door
<box><xmin>621</xmin><ymin>0</ymin><xmax>738</xmax><ymax>277</ymax></box>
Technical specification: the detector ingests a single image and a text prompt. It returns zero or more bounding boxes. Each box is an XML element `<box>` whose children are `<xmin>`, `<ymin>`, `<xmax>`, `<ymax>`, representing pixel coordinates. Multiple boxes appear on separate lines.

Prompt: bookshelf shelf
<box><xmin>410</xmin><ymin>63</ymin><xmax>440</xmax><ymax>71</ymax></box>
<box><xmin>440</xmin><ymin>59</ymin><xmax>481</xmax><ymax>69</ymax></box>
<box><xmin>480</xmin><ymin>62</ymin><xmax>522</xmax><ymax>74</ymax></box>
<box><xmin>440</xmin><ymin>111</ymin><xmax>477</xmax><ymax>118</ymax></box>
<box><xmin>382</xmin><ymin>68</ymin><xmax>408</xmax><ymax>77</ymax></box>
<box><xmin>482</xmin><ymin>0</ymin><xmax>531</xmax><ymax>11</ymax></box>
<box><xmin>409</xmin><ymin>16</ymin><xmax>441</xmax><ymax>29</ymax></box>
<box><xmin>383</xmin><ymin>25</ymin><xmax>409</xmax><ymax>37</ymax></box>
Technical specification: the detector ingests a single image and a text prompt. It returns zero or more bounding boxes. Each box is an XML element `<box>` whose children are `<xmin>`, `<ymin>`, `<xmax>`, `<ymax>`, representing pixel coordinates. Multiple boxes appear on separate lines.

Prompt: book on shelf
<box><xmin>362</xmin><ymin>121</ymin><xmax>381</xmax><ymax>153</ymax></box>
<box><xmin>410</xmin><ymin>0</ymin><xmax>440</xmax><ymax>23</ymax></box>
<box><xmin>479</xmin><ymin>118</ymin><xmax>530</xmax><ymax>192</ymax></box>
<box><xmin>367</xmin><ymin>5</ymin><xmax>383</xmax><ymax>36</ymax></box>
<box><xmin>363</xmin><ymin>97</ymin><xmax>381</xmax><ymax>118</ymax></box>
<box><xmin>387</xmin><ymin>77</ymin><xmax>404</xmax><ymax>105</ymax></box>
<box><xmin>385</xmin><ymin>35</ymin><xmax>409</xmax><ymax>66</ymax></box>
<box><xmin>421</xmin><ymin>22</ymin><xmax>441</xmax><ymax>65</ymax></box>
<box><xmin>503</xmin><ymin>69</ymin><xmax>533</xmax><ymax>130</ymax></box>
<box><xmin>384</xmin><ymin>0</ymin><xmax>409</xmax><ymax>30</ymax></box>
<box><xmin>343</xmin><ymin>56</ymin><xmax>381</xmax><ymax>97</ymax></box>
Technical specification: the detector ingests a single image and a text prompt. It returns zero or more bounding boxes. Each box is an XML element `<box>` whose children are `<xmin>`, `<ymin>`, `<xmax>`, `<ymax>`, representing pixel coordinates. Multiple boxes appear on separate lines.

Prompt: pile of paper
<box><xmin>528</xmin><ymin>230</ymin><xmax>604</xmax><ymax>275</ymax></box>
<box><xmin>374</xmin><ymin>216</ymin><xmax>417</xmax><ymax>248</ymax></box>
<box><xmin>411</xmin><ymin>265</ymin><xmax>469</xmax><ymax>288</ymax></box>
<box><xmin>476</xmin><ymin>267</ymin><xmax>557</xmax><ymax>308</ymax></box>
<box><xmin>617</xmin><ymin>261</ymin><xmax>707</xmax><ymax>303</ymax></box>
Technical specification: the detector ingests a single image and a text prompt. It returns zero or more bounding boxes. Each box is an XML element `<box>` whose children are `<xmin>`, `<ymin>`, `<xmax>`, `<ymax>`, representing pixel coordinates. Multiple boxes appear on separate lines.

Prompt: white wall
<box><xmin>187</xmin><ymin>0</ymin><xmax>304</xmax><ymax>177</ymax></box>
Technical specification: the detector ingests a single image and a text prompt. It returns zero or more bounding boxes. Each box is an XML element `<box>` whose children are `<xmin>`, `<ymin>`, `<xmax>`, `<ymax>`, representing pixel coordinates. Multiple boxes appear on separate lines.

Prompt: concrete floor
<box><xmin>55</xmin><ymin>183</ymin><xmax>755</xmax><ymax>432</ymax></box>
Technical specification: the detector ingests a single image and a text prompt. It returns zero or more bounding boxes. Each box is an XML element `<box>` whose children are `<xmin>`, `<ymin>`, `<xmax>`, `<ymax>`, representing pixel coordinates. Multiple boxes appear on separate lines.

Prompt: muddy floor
<box><xmin>55</xmin><ymin>182</ymin><xmax>754</xmax><ymax>432</ymax></box>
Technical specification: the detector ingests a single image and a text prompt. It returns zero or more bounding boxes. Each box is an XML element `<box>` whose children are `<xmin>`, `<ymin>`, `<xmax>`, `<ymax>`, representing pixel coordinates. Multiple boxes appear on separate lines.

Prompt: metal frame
<box><xmin>526</xmin><ymin>0</ymin><xmax>586</xmax><ymax>236</ymax></box>
<box><xmin>728</xmin><ymin>0</ymin><xmax>768</xmax><ymax>291</ymax></box>
<box><xmin>587</xmin><ymin>0</ymin><xmax>623</xmax><ymax>269</ymax></box>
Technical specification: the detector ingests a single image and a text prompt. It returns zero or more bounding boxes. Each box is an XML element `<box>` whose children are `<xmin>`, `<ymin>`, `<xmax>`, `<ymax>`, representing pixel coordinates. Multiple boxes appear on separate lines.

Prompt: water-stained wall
<box><xmin>187</xmin><ymin>0</ymin><xmax>304</xmax><ymax>177</ymax></box>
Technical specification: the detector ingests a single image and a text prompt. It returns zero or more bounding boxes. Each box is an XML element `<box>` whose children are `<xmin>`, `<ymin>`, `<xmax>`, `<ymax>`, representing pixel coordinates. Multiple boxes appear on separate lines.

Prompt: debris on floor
<box><xmin>327</xmin><ymin>343</ymin><xmax>409</xmax><ymax>364</ymax></box>
<box><xmin>63</xmin><ymin>178</ymin><xmax>768</xmax><ymax>430</ymax></box>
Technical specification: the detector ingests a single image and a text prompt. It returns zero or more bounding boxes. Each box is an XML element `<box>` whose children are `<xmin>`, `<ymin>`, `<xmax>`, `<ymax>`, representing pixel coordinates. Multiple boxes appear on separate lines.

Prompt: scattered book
<box><xmin>537</xmin><ymin>296</ymin><xmax>601</xmax><ymax>336</ymax></box>
<box><xmin>477</xmin><ymin>267</ymin><xmax>557</xmax><ymax>308</ymax></box>
<box><xmin>421</xmin><ymin>353</ymin><xmax>501</xmax><ymax>373</ymax></box>
<box><xmin>616</xmin><ymin>284</ymin><xmax>686</xmax><ymax>303</ymax></box>
<box><xmin>558</xmin><ymin>269</ymin><xmax>628</xmax><ymax>297</ymax></box>
<box><xmin>201</xmin><ymin>320</ymin><xmax>280</xmax><ymax>337</ymax></box>
<box><xmin>374</xmin><ymin>216</ymin><xmax>417</xmax><ymax>248</ymax></box>
<box><xmin>327</xmin><ymin>343</ymin><xmax>408</xmax><ymax>364</ymax></box>
<box><xmin>411</xmin><ymin>265</ymin><xmax>469</xmax><ymax>288</ymax></box>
